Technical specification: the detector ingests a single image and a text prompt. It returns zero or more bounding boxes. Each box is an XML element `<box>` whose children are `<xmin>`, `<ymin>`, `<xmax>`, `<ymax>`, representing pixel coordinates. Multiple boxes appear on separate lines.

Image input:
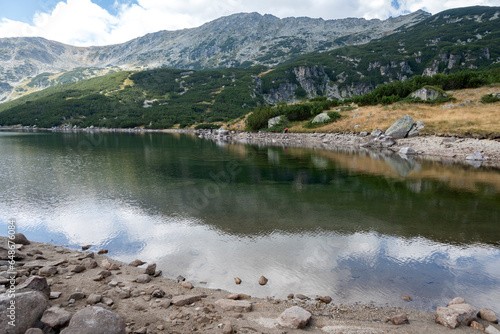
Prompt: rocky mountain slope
<box><xmin>0</xmin><ymin>11</ymin><xmax>430</xmax><ymax>102</ymax></box>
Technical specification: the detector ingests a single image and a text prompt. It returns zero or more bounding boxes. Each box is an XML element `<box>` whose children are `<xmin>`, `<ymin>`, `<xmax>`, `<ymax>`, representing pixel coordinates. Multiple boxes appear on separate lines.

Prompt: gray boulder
<box><xmin>16</xmin><ymin>276</ymin><xmax>50</xmax><ymax>297</ymax></box>
<box><xmin>60</xmin><ymin>306</ymin><xmax>126</xmax><ymax>334</ymax></box>
<box><xmin>466</xmin><ymin>151</ymin><xmax>484</xmax><ymax>161</ymax></box>
<box><xmin>40</xmin><ymin>306</ymin><xmax>72</xmax><ymax>328</ymax></box>
<box><xmin>268</xmin><ymin>115</ymin><xmax>284</xmax><ymax>128</ymax></box>
<box><xmin>385</xmin><ymin>115</ymin><xmax>416</xmax><ymax>139</ymax></box>
<box><xmin>312</xmin><ymin>113</ymin><xmax>330</xmax><ymax>124</ymax></box>
<box><xmin>12</xmin><ymin>233</ymin><xmax>31</xmax><ymax>245</ymax></box>
<box><xmin>0</xmin><ymin>291</ymin><xmax>48</xmax><ymax>334</ymax></box>
<box><xmin>277</xmin><ymin>306</ymin><xmax>312</xmax><ymax>329</ymax></box>
<box><xmin>478</xmin><ymin>308</ymin><xmax>498</xmax><ymax>323</ymax></box>
<box><xmin>436</xmin><ymin>303</ymin><xmax>477</xmax><ymax>329</ymax></box>
<box><xmin>410</xmin><ymin>87</ymin><xmax>447</xmax><ymax>101</ymax></box>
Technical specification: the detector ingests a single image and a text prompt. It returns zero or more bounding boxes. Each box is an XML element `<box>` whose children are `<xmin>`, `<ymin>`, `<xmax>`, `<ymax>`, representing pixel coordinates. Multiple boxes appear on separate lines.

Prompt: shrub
<box><xmin>480</xmin><ymin>93</ymin><xmax>500</xmax><ymax>103</ymax></box>
<box><xmin>194</xmin><ymin>123</ymin><xmax>221</xmax><ymax>130</ymax></box>
<box><xmin>246</xmin><ymin>106</ymin><xmax>278</xmax><ymax>131</ymax></box>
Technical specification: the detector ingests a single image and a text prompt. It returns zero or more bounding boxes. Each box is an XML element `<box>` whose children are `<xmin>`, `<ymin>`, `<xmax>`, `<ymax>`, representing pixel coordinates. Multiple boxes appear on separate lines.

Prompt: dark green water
<box><xmin>1</xmin><ymin>130</ymin><xmax>499</xmax><ymax>312</ymax></box>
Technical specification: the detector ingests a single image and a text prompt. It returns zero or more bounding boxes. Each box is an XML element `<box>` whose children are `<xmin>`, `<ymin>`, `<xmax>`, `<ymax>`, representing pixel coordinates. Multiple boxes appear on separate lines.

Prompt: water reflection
<box><xmin>0</xmin><ymin>131</ymin><xmax>499</xmax><ymax>313</ymax></box>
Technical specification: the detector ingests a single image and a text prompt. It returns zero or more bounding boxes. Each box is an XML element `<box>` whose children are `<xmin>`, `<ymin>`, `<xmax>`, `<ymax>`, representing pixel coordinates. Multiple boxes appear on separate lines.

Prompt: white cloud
<box><xmin>0</xmin><ymin>0</ymin><xmax>499</xmax><ymax>46</ymax></box>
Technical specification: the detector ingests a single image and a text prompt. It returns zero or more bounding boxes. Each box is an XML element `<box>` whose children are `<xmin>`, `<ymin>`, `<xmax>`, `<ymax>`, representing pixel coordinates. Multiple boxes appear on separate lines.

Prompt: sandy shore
<box><xmin>2</xmin><ymin>236</ymin><xmax>499</xmax><ymax>333</ymax></box>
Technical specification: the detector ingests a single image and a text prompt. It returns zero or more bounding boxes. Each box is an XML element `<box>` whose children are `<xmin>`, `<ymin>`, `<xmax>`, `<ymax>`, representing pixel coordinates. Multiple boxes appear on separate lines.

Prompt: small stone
<box><xmin>436</xmin><ymin>303</ymin><xmax>476</xmax><ymax>329</ymax></box>
<box><xmin>25</xmin><ymin>329</ymin><xmax>44</xmax><ymax>334</ymax></box>
<box><xmin>157</xmin><ymin>325</ymin><xmax>165</xmax><ymax>330</ymax></box>
<box><xmin>102</xmin><ymin>297</ymin><xmax>114</xmax><ymax>306</ymax></box>
<box><xmin>71</xmin><ymin>265</ymin><xmax>86</xmax><ymax>273</ymax></box>
<box><xmin>16</xmin><ymin>275</ymin><xmax>51</xmax><ymax>297</ymax></box>
<box><xmin>227</xmin><ymin>293</ymin><xmax>239</xmax><ymax>300</ymax></box>
<box><xmin>319</xmin><ymin>296</ymin><xmax>332</xmax><ymax>304</ymax></box>
<box><xmin>181</xmin><ymin>281</ymin><xmax>193</xmax><ymax>289</ymax></box>
<box><xmin>109</xmin><ymin>263</ymin><xmax>120</xmax><ymax>270</ymax></box>
<box><xmin>55</xmin><ymin>246</ymin><xmax>65</xmax><ymax>253</ymax></box>
<box><xmin>215</xmin><ymin>299</ymin><xmax>252</xmax><ymax>312</ymax></box>
<box><xmin>136</xmin><ymin>274</ymin><xmax>151</xmax><ymax>284</ymax></box>
<box><xmin>98</xmin><ymin>270</ymin><xmax>112</xmax><ymax>278</ymax></box>
<box><xmin>108</xmin><ymin>280</ymin><xmax>119</xmax><ymax>287</ymax></box>
<box><xmin>401</xmin><ymin>295</ymin><xmax>412</xmax><ymax>302</ymax></box>
<box><xmin>234</xmin><ymin>277</ymin><xmax>242</xmax><ymax>285</ymax></box>
<box><xmin>97</xmin><ymin>249</ymin><xmax>108</xmax><ymax>255</ymax></box>
<box><xmin>81</xmin><ymin>245</ymin><xmax>92</xmax><ymax>251</ymax></box>
<box><xmin>81</xmin><ymin>258</ymin><xmax>98</xmax><ymax>269</ymax></box>
<box><xmin>287</xmin><ymin>294</ymin><xmax>294</xmax><ymax>299</ymax></box>
<box><xmin>172</xmin><ymin>294</ymin><xmax>205</xmax><ymax>306</ymax></box>
<box><xmin>13</xmin><ymin>233</ymin><xmax>31</xmax><ymax>245</ymax></box>
<box><xmin>129</xmin><ymin>259</ymin><xmax>145</xmax><ymax>267</ymax></box>
<box><xmin>152</xmin><ymin>289</ymin><xmax>165</xmax><ymax>298</ymax></box>
<box><xmin>39</xmin><ymin>266</ymin><xmax>58</xmax><ymax>276</ymax></box>
<box><xmin>470</xmin><ymin>321</ymin><xmax>485</xmax><ymax>330</ymax></box>
<box><xmin>69</xmin><ymin>292</ymin><xmax>85</xmax><ymax>300</ymax></box>
<box><xmin>296</xmin><ymin>294</ymin><xmax>308</xmax><ymax>300</ymax></box>
<box><xmin>399</xmin><ymin>147</ymin><xmax>416</xmax><ymax>156</ymax></box>
<box><xmin>258</xmin><ymin>276</ymin><xmax>268</xmax><ymax>285</ymax></box>
<box><xmin>87</xmin><ymin>293</ymin><xmax>102</xmax><ymax>305</ymax></box>
<box><xmin>448</xmin><ymin>297</ymin><xmax>466</xmax><ymax>306</ymax></box>
<box><xmin>479</xmin><ymin>308</ymin><xmax>498</xmax><ymax>323</ymax></box>
<box><xmin>221</xmin><ymin>320</ymin><xmax>233</xmax><ymax>334</ymax></box>
<box><xmin>40</xmin><ymin>306</ymin><xmax>72</xmax><ymax>328</ymax></box>
<box><xmin>466</xmin><ymin>151</ymin><xmax>484</xmax><ymax>161</ymax></box>
<box><xmin>486</xmin><ymin>325</ymin><xmax>500</xmax><ymax>334</ymax></box>
<box><xmin>238</xmin><ymin>294</ymin><xmax>251</xmax><ymax>300</ymax></box>
<box><xmin>277</xmin><ymin>306</ymin><xmax>312</xmax><ymax>329</ymax></box>
<box><xmin>176</xmin><ymin>275</ymin><xmax>185</xmax><ymax>283</ymax></box>
<box><xmin>154</xmin><ymin>270</ymin><xmax>162</xmax><ymax>277</ymax></box>
<box><xmin>50</xmin><ymin>291</ymin><xmax>62</xmax><ymax>299</ymax></box>
<box><xmin>100</xmin><ymin>259</ymin><xmax>112</xmax><ymax>269</ymax></box>
<box><xmin>145</xmin><ymin>263</ymin><xmax>156</xmax><ymax>276</ymax></box>
<box><xmin>391</xmin><ymin>313</ymin><xmax>409</xmax><ymax>325</ymax></box>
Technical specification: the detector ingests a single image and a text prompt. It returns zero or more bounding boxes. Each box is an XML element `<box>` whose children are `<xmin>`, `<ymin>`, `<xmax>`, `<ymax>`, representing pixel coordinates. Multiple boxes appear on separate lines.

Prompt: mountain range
<box><xmin>0</xmin><ymin>6</ymin><xmax>498</xmax><ymax>129</ymax></box>
<box><xmin>0</xmin><ymin>10</ymin><xmax>430</xmax><ymax>102</ymax></box>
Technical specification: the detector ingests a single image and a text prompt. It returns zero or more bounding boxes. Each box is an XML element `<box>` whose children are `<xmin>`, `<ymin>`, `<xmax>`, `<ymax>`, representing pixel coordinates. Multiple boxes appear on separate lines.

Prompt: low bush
<box><xmin>480</xmin><ymin>93</ymin><xmax>500</xmax><ymax>103</ymax></box>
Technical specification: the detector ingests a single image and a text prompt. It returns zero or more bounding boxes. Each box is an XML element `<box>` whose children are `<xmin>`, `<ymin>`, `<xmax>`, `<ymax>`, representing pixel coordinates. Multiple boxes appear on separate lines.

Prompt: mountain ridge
<box><xmin>0</xmin><ymin>10</ymin><xmax>430</xmax><ymax>102</ymax></box>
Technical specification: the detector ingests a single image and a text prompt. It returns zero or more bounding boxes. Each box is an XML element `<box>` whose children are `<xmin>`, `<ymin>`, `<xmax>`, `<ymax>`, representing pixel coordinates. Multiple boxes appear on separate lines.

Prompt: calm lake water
<box><xmin>1</xmin><ymin>130</ymin><xmax>500</xmax><ymax>312</ymax></box>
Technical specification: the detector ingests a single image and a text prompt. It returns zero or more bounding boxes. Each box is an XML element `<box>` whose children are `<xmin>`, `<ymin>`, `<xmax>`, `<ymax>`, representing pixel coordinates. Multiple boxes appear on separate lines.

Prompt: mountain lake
<box><xmin>1</xmin><ymin>130</ymin><xmax>499</xmax><ymax>313</ymax></box>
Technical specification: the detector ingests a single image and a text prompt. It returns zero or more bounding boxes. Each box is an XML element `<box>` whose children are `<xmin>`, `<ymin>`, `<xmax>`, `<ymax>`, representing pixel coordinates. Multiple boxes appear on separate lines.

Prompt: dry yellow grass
<box><xmin>291</xmin><ymin>85</ymin><xmax>500</xmax><ymax>137</ymax></box>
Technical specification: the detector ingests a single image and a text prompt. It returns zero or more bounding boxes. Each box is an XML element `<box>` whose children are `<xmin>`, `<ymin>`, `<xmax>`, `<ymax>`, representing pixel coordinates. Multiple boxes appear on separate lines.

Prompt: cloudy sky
<box><xmin>0</xmin><ymin>0</ymin><xmax>499</xmax><ymax>46</ymax></box>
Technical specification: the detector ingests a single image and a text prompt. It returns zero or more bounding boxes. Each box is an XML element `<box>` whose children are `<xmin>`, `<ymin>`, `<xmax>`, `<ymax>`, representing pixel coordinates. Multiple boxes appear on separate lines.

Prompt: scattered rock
<box><xmin>71</xmin><ymin>265</ymin><xmax>86</xmax><ymax>273</ymax></box>
<box><xmin>16</xmin><ymin>275</ymin><xmax>51</xmax><ymax>297</ymax></box>
<box><xmin>12</xmin><ymin>232</ymin><xmax>31</xmax><ymax>245</ymax></box>
<box><xmin>25</xmin><ymin>329</ymin><xmax>44</xmax><ymax>334</ymax></box>
<box><xmin>221</xmin><ymin>320</ymin><xmax>234</xmax><ymax>334</ymax></box>
<box><xmin>227</xmin><ymin>293</ymin><xmax>239</xmax><ymax>300</ymax></box>
<box><xmin>176</xmin><ymin>275</ymin><xmax>186</xmax><ymax>283</ymax></box>
<box><xmin>181</xmin><ymin>281</ymin><xmax>194</xmax><ymax>289</ymax></box>
<box><xmin>151</xmin><ymin>289</ymin><xmax>165</xmax><ymax>298</ymax></box>
<box><xmin>81</xmin><ymin>245</ymin><xmax>92</xmax><ymax>251</ymax></box>
<box><xmin>234</xmin><ymin>277</ymin><xmax>242</xmax><ymax>285</ymax></box>
<box><xmin>319</xmin><ymin>296</ymin><xmax>332</xmax><ymax>304</ymax></box>
<box><xmin>410</xmin><ymin>87</ymin><xmax>447</xmax><ymax>101</ymax></box>
<box><xmin>385</xmin><ymin>115</ymin><xmax>416</xmax><ymax>139</ymax></box>
<box><xmin>109</xmin><ymin>263</ymin><xmax>120</xmax><ymax>270</ymax></box>
<box><xmin>100</xmin><ymin>259</ymin><xmax>112</xmax><ymax>270</ymax></box>
<box><xmin>486</xmin><ymin>325</ymin><xmax>500</xmax><ymax>334</ymax></box>
<box><xmin>145</xmin><ymin>263</ymin><xmax>156</xmax><ymax>276</ymax></box>
<box><xmin>312</xmin><ymin>113</ymin><xmax>331</xmax><ymax>124</ymax></box>
<box><xmin>448</xmin><ymin>297</ymin><xmax>466</xmax><ymax>306</ymax></box>
<box><xmin>399</xmin><ymin>147</ymin><xmax>416</xmax><ymax>156</ymax></box>
<box><xmin>0</xmin><ymin>291</ymin><xmax>47</xmax><ymax>334</ymax></box>
<box><xmin>470</xmin><ymin>320</ymin><xmax>485</xmax><ymax>330</ymax></box>
<box><xmin>436</xmin><ymin>303</ymin><xmax>477</xmax><ymax>329</ymax></box>
<box><xmin>401</xmin><ymin>295</ymin><xmax>412</xmax><ymax>302</ymax></box>
<box><xmin>172</xmin><ymin>294</ymin><xmax>205</xmax><ymax>306</ymax></box>
<box><xmin>215</xmin><ymin>299</ymin><xmax>252</xmax><ymax>312</ymax></box>
<box><xmin>87</xmin><ymin>293</ymin><xmax>102</xmax><ymax>305</ymax></box>
<box><xmin>287</xmin><ymin>294</ymin><xmax>294</xmax><ymax>299</ymax></box>
<box><xmin>50</xmin><ymin>291</ymin><xmax>62</xmax><ymax>299</ymax></box>
<box><xmin>129</xmin><ymin>259</ymin><xmax>146</xmax><ymax>267</ymax></box>
<box><xmin>277</xmin><ymin>306</ymin><xmax>312</xmax><ymax>329</ymax></box>
<box><xmin>466</xmin><ymin>151</ymin><xmax>484</xmax><ymax>161</ymax></box>
<box><xmin>136</xmin><ymin>274</ymin><xmax>151</xmax><ymax>284</ymax></box>
<box><xmin>40</xmin><ymin>306</ymin><xmax>73</xmax><ymax>328</ymax></box>
<box><xmin>39</xmin><ymin>266</ymin><xmax>58</xmax><ymax>276</ymax></box>
<box><xmin>478</xmin><ymin>308</ymin><xmax>498</xmax><ymax>323</ymax></box>
<box><xmin>69</xmin><ymin>292</ymin><xmax>86</xmax><ymax>300</ymax></box>
<box><xmin>60</xmin><ymin>306</ymin><xmax>126</xmax><ymax>334</ymax></box>
<box><xmin>391</xmin><ymin>313</ymin><xmax>409</xmax><ymax>325</ymax></box>
<box><xmin>258</xmin><ymin>276</ymin><xmax>268</xmax><ymax>286</ymax></box>
<box><xmin>97</xmin><ymin>249</ymin><xmax>108</xmax><ymax>255</ymax></box>
<box><xmin>371</xmin><ymin>129</ymin><xmax>383</xmax><ymax>137</ymax></box>
<box><xmin>296</xmin><ymin>294</ymin><xmax>308</xmax><ymax>300</ymax></box>
<box><xmin>81</xmin><ymin>258</ymin><xmax>98</xmax><ymax>269</ymax></box>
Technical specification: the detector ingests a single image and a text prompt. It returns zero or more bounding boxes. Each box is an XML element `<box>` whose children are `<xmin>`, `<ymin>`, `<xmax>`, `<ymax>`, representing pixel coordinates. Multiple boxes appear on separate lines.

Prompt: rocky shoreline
<box><xmin>1</xmin><ymin>234</ymin><xmax>499</xmax><ymax>333</ymax></box>
<box><xmin>195</xmin><ymin>129</ymin><xmax>500</xmax><ymax>169</ymax></box>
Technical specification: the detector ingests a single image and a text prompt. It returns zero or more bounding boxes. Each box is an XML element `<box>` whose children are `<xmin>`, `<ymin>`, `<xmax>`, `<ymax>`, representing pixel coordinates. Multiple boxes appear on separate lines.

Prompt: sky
<box><xmin>0</xmin><ymin>0</ymin><xmax>499</xmax><ymax>47</ymax></box>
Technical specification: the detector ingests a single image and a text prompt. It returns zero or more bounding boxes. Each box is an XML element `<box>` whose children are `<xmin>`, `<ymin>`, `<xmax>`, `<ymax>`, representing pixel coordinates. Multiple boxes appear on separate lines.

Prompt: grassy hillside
<box><xmin>0</xmin><ymin>67</ymin><xmax>265</xmax><ymax>128</ymax></box>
